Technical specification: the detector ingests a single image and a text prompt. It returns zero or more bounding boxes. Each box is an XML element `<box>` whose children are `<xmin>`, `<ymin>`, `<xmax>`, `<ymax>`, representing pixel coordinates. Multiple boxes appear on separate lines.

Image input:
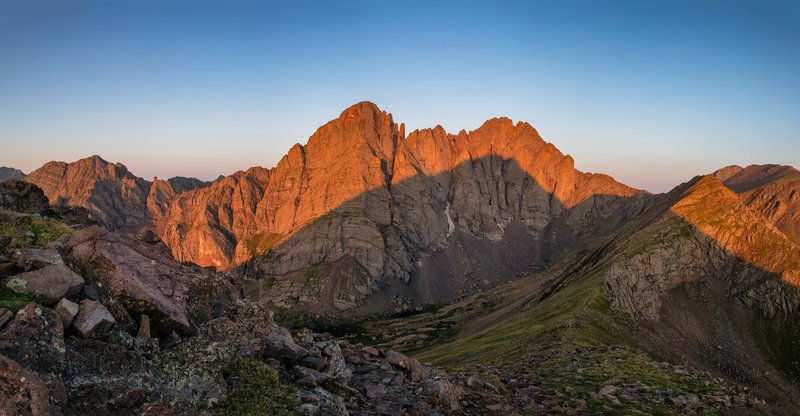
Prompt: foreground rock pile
<box><xmin>0</xmin><ymin>189</ymin><xmax>486</xmax><ymax>414</ymax></box>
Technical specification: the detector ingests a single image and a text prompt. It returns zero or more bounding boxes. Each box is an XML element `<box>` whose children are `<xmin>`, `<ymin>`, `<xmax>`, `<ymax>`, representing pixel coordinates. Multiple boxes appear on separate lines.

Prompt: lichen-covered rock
<box><xmin>10</xmin><ymin>248</ymin><xmax>63</xmax><ymax>271</ymax></box>
<box><xmin>0</xmin><ymin>354</ymin><xmax>67</xmax><ymax>415</ymax></box>
<box><xmin>5</xmin><ymin>264</ymin><xmax>84</xmax><ymax>305</ymax></box>
<box><xmin>73</xmin><ymin>300</ymin><xmax>115</xmax><ymax>338</ymax></box>
<box><xmin>65</xmin><ymin>226</ymin><xmax>191</xmax><ymax>333</ymax></box>
<box><xmin>0</xmin><ymin>303</ymin><xmax>65</xmax><ymax>374</ymax></box>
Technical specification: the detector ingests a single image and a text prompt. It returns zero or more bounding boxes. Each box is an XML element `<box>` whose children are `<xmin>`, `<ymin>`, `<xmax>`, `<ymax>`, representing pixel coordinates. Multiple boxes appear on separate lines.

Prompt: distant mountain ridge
<box><xmin>25</xmin><ymin>155</ymin><xmax>211</xmax><ymax>231</ymax></box>
<box><xmin>0</xmin><ymin>166</ymin><xmax>25</xmax><ymax>182</ymax></box>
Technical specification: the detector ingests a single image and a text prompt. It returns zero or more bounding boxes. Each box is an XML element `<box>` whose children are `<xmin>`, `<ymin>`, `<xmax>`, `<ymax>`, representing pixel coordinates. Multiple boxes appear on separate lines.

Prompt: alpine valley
<box><xmin>2</xmin><ymin>102</ymin><xmax>799</xmax><ymax>415</ymax></box>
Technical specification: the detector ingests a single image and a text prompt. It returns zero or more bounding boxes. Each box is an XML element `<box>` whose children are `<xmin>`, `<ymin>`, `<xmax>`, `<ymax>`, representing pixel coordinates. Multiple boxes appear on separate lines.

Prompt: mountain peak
<box><xmin>716</xmin><ymin>164</ymin><xmax>800</xmax><ymax>193</ymax></box>
<box><xmin>338</xmin><ymin>101</ymin><xmax>384</xmax><ymax>119</ymax></box>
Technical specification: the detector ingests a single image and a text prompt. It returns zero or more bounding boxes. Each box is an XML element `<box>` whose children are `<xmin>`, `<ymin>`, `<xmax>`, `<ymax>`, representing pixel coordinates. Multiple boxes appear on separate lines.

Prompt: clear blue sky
<box><xmin>1</xmin><ymin>0</ymin><xmax>797</xmax><ymax>192</ymax></box>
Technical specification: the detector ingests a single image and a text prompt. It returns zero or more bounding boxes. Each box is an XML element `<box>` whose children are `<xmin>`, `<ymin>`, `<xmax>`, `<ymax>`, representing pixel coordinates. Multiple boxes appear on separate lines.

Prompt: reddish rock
<box><xmin>65</xmin><ymin>226</ymin><xmax>191</xmax><ymax>332</ymax></box>
<box><xmin>54</xmin><ymin>298</ymin><xmax>79</xmax><ymax>327</ymax></box>
<box><xmin>0</xmin><ymin>354</ymin><xmax>68</xmax><ymax>415</ymax></box>
<box><xmin>73</xmin><ymin>300</ymin><xmax>115</xmax><ymax>338</ymax></box>
<box><xmin>4</xmin><ymin>264</ymin><xmax>84</xmax><ymax>305</ymax></box>
<box><xmin>0</xmin><ymin>303</ymin><xmax>66</xmax><ymax>374</ymax></box>
<box><xmin>385</xmin><ymin>350</ymin><xmax>411</xmax><ymax>369</ymax></box>
<box><xmin>362</xmin><ymin>346</ymin><xmax>380</xmax><ymax>357</ymax></box>
<box><xmin>11</xmin><ymin>248</ymin><xmax>63</xmax><ymax>271</ymax></box>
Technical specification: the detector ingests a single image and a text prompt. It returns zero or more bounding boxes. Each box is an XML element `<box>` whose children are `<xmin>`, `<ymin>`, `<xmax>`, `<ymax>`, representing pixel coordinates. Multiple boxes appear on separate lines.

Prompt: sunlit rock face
<box><xmin>23</xmin><ymin>102</ymin><xmax>651</xmax><ymax>314</ymax></box>
<box><xmin>153</xmin><ymin>102</ymin><xmax>648</xmax><ymax>314</ymax></box>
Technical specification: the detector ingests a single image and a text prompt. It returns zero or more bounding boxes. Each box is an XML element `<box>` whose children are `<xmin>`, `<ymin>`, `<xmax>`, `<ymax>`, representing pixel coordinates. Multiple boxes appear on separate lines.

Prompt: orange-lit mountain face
<box><xmin>24</xmin><ymin>102</ymin><xmax>653</xmax><ymax>314</ymax></box>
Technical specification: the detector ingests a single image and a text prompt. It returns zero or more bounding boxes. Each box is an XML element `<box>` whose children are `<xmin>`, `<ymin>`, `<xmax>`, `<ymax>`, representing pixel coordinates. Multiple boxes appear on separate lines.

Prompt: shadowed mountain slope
<box><xmin>0</xmin><ymin>167</ymin><xmax>25</xmax><ymax>182</ymax></box>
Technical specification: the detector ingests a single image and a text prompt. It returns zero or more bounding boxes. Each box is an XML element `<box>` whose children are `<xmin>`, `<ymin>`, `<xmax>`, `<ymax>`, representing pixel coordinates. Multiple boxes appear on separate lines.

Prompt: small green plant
<box><xmin>0</xmin><ymin>284</ymin><xmax>37</xmax><ymax>313</ymax></box>
<box><xmin>215</xmin><ymin>358</ymin><xmax>296</xmax><ymax>416</ymax></box>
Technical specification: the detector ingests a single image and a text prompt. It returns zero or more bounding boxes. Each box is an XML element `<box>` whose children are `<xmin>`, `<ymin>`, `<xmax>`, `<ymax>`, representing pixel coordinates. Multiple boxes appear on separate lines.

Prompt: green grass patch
<box><xmin>415</xmin><ymin>274</ymin><xmax>638</xmax><ymax>367</ymax></box>
<box><xmin>0</xmin><ymin>284</ymin><xmax>37</xmax><ymax>313</ymax></box>
<box><xmin>215</xmin><ymin>358</ymin><xmax>296</xmax><ymax>416</ymax></box>
<box><xmin>0</xmin><ymin>213</ymin><xmax>74</xmax><ymax>249</ymax></box>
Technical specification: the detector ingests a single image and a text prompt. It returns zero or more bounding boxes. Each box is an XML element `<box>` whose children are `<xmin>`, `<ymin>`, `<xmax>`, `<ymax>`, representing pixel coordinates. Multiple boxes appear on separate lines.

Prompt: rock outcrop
<box><xmin>65</xmin><ymin>226</ymin><xmax>191</xmax><ymax>332</ymax></box>
<box><xmin>0</xmin><ymin>179</ymin><xmax>48</xmax><ymax>213</ymax></box>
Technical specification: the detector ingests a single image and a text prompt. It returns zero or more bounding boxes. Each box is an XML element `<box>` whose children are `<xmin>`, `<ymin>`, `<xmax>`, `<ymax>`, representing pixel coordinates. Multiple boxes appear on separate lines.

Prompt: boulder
<box><xmin>11</xmin><ymin>248</ymin><xmax>63</xmax><ymax>271</ymax></box>
<box><xmin>73</xmin><ymin>300</ymin><xmax>115</xmax><ymax>338</ymax></box>
<box><xmin>54</xmin><ymin>298</ymin><xmax>79</xmax><ymax>327</ymax></box>
<box><xmin>0</xmin><ymin>354</ymin><xmax>67</xmax><ymax>415</ymax></box>
<box><xmin>264</xmin><ymin>325</ymin><xmax>308</xmax><ymax>361</ymax></box>
<box><xmin>66</xmin><ymin>226</ymin><xmax>191</xmax><ymax>333</ymax></box>
<box><xmin>0</xmin><ymin>303</ymin><xmax>65</xmax><ymax>374</ymax></box>
<box><xmin>5</xmin><ymin>264</ymin><xmax>84</xmax><ymax>305</ymax></box>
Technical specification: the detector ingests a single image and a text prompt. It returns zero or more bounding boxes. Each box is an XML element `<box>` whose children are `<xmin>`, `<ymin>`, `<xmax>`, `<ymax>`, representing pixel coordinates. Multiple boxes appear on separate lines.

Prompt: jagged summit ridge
<box><xmin>23</xmin><ymin>101</ymin><xmax>651</xmax><ymax>314</ymax></box>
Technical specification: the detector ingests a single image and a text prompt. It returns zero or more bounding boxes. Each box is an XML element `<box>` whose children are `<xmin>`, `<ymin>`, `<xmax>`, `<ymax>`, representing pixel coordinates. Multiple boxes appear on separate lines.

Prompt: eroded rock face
<box><xmin>605</xmin><ymin>175</ymin><xmax>800</xmax><ymax>321</ymax></box>
<box><xmin>0</xmin><ymin>354</ymin><xmax>67</xmax><ymax>416</ymax></box>
<box><xmin>714</xmin><ymin>164</ymin><xmax>800</xmax><ymax>247</ymax></box>
<box><xmin>65</xmin><ymin>226</ymin><xmax>191</xmax><ymax>332</ymax></box>
<box><xmin>25</xmin><ymin>156</ymin><xmax>152</xmax><ymax>231</ymax></box>
<box><xmin>25</xmin><ymin>156</ymin><xmax>212</xmax><ymax>232</ymax></box>
<box><xmin>0</xmin><ymin>166</ymin><xmax>25</xmax><ymax>182</ymax></box>
<box><xmin>5</xmin><ymin>264</ymin><xmax>84</xmax><ymax>305</ymax></box>
<box><xmin>0</xmin><ymin>303</ymin><xmax>66</xmax><ymax>374</ymax></box>
<box><xmin>154</xmin><ymin>102</ymin><xmax>650</xmax><ymax>315</ymax></box>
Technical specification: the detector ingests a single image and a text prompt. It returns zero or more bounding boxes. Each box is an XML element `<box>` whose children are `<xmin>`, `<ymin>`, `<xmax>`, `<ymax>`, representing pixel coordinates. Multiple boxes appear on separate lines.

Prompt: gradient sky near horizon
<box><xmin>1</xmin><ymin>0</ymin><xmax>798</xmax><ymax>193</ymax></box>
